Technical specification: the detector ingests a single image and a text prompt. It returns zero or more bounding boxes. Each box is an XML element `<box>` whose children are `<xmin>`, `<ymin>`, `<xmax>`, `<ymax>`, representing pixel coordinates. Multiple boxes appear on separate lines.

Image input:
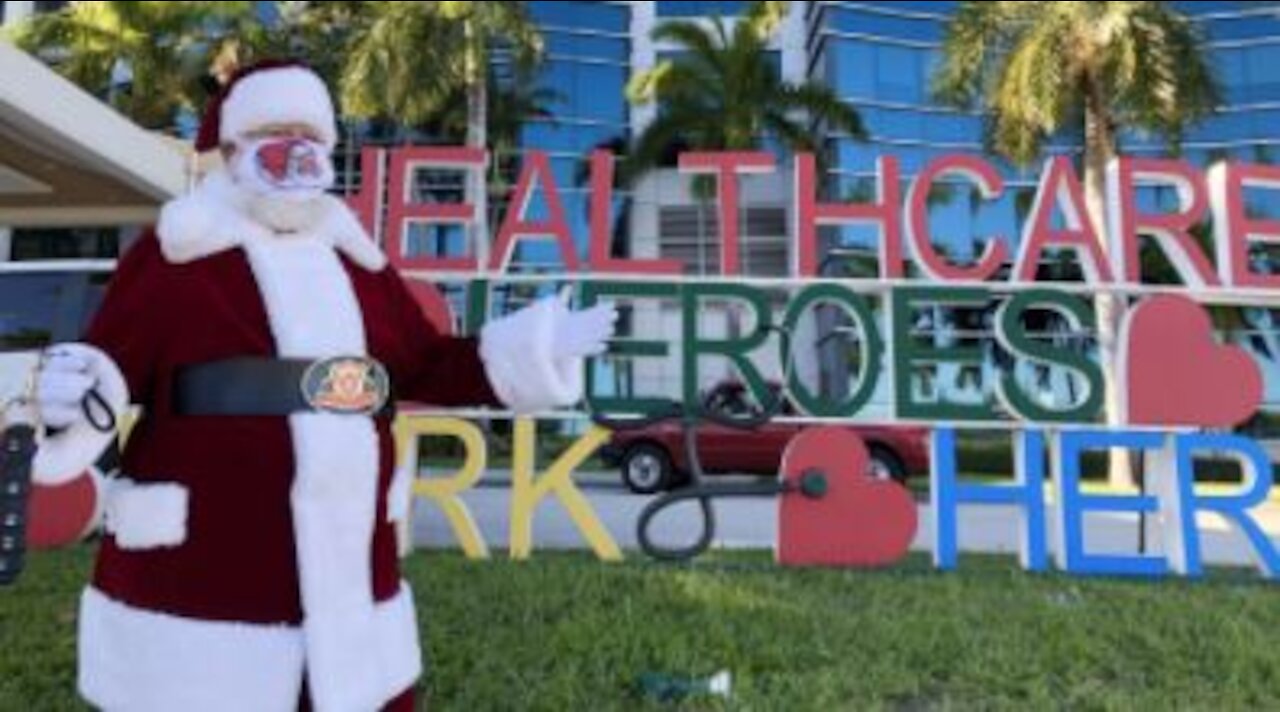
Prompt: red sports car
<box><xmin>599</xmin><ymin>381</ymin><xmax>931</xmax><ymax>494</ymax></box>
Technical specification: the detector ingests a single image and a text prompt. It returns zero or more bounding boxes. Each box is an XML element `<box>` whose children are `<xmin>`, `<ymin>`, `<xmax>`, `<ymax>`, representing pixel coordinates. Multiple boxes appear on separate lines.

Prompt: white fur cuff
<box><xmin>104</xmin><ymin>478</ymin><xmax>189</xmax><ymax>550</ymax></box>
<box><xmin>479</xmin><ymin>297</ymin><xmax>585</xmax><ymax>414</ymax></box>
<box><xmin>33</xmin><ymin>343</ymin><xmax>129</xmax><ymax>486</ymax></box>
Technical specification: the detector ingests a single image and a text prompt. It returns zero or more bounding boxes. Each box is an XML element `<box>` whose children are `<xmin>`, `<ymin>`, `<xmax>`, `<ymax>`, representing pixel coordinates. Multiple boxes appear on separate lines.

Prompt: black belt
<box><xmin>174</xmin><ymin>357</ymin><xmax>393</xmax><ymax>418</ymax></box>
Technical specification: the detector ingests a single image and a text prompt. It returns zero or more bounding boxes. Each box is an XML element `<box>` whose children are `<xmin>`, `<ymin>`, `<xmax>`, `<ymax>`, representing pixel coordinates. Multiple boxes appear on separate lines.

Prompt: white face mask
<box><xmin>228</xmin><ymin>136</ymin><xmax>336</xmax><ymax>233</ymax></box>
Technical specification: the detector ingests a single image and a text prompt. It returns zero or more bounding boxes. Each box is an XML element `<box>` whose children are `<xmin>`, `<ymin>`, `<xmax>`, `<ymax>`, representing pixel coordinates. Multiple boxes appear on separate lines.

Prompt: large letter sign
<box><xmin>313</xmin><ymin>147</ymin><xmax>1280</xmax><ymax>580</ymax></box>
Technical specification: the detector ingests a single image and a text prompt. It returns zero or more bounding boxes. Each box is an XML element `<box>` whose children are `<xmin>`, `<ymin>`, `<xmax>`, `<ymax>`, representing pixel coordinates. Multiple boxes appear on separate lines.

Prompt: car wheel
<box><xmin>620</xmin><ymin>443</ymin><xmax>674</xmax><ymax>494</ymax></box>
<box><xmin>868</xmin><ymin>446</ymin><xmax>908</xmax><ymax>485</ymax></box>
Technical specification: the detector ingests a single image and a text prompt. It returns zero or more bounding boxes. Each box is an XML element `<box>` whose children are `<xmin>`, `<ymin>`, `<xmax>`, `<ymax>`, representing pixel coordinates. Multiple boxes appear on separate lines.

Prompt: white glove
<box><xmin>36</xmin><ymin>347</ymin><xmax>100</xmax><ymax>429</ymax></box>
<box><xmin>551</xmin><ymin>291</ymin><xmax>619</xmax><ymax>360</ymax></box>
<box><xmin>479</xmin><ymin>290</ymin><xmax>618</xmax><ymax>414</ymax></box>
<box><xmin>28</xmin><ymin>343</ymin><xmax>129</xmax><ymax>486</ymax></box>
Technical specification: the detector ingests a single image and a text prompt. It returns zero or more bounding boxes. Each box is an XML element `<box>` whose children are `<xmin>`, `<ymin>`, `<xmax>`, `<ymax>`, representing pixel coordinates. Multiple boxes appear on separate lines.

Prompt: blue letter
<box><xmin>932</xmin><ymin>428</ymin><xmax>1047</xmax><ymax>571</ymax></box>
<box><xmin>1057</xmin><ymin>430</ymin><xmax>1169</xmax><ymax>577</ymax></box>
<box><xmin>1173</xmin><ymin>433</ymin><xmax>1280</xmax><ymax>580</ymax></box>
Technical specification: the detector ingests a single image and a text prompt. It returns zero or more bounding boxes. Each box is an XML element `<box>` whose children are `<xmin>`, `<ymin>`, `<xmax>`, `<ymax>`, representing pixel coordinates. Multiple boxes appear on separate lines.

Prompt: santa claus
<box><xmin>32</xmin><ymin>60</ymin><xmax>616</xmax><ymax>711</ymax></box>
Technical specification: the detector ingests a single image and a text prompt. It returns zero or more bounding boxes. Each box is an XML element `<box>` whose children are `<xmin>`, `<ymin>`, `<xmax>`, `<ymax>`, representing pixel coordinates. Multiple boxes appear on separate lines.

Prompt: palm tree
<box><xmin>216</xmin><ymin>1</ymin><xmax>370</xmax><ymax>89</ymax></box>
<box><xmin>933</xmin><ymin>1</ymin><xmax>1221</xmax><ymax>488</ymax></box>
<box><xmin>340</xmin><ymin>1</ymin><xmax>543</xmax><ymax>268</ymax></box>
<box><xmin>625</xmin><ymin>0</ymin><xmax>864</xmax><ymax>388</ymax></box>
<box><xmin>625</xmin><ymin>0</ymin><xmax>864</xmax><ymax>197</ymax></box>
<box><xmin>430</xmin><ymin>66</ymin><xmax>561</xmax><ymax>208</ymax></box>
<box><xmin>7</xmin><ymin>1</ymin><xmax>254</xmax><ymax>131</ymax></box>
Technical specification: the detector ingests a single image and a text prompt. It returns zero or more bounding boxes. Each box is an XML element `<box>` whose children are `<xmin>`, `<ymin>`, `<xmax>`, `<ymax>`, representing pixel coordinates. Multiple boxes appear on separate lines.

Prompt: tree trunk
<box><xmin>1083</xmin><ymin>85</ymin><xmax>1132</xmax><ymax>490</ymax></box>
<box><xmin>465</xmin><ymin>19</ymin><xmax>490</xmax><ymax>272</ymax></box>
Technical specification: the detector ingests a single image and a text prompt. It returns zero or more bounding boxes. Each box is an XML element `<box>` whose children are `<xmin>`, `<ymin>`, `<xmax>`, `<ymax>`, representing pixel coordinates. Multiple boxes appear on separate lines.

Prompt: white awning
<box><xmin>0</xmin><ymin>40</ymin><xmax>188</xmax><ymax>227</ymax></box>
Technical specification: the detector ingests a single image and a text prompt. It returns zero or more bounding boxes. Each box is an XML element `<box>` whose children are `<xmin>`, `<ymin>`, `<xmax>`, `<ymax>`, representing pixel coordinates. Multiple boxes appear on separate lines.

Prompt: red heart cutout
<box><xmin>777</xmin><ymin>427</ymin><xmax>917</xmax><ymax>567</ymax></box>
<box><xmin>1123</xmin><ymin>295</ymin><xmax>1263</xmax><ymax>428</ymax></box>
<box><xmin>28</xmin><ymin>469</ymin><xmax>100</xmax><ymax>549</ymax></box>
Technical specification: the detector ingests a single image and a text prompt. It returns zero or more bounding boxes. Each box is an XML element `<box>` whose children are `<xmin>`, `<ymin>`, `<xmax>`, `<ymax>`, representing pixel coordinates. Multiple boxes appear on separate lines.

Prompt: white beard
<box><xmin>242</xmin><ymin>190</ymin><xmax>329</xmax><ymax>235</ymax></box>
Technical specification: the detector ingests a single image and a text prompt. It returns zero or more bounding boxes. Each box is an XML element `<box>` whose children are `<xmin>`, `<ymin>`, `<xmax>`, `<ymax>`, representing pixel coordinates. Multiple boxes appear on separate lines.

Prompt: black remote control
<box><xmin>0</xmin><ymin>423</ymin><xmax>37</xmax><ymax>586</ymax></box>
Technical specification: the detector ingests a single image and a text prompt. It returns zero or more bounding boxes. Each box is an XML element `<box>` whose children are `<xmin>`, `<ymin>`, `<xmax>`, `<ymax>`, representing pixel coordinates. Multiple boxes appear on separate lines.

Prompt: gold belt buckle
<box><xmin>301</xmin><ymin>356</ymin><xmax>390</xmax><ymax>415</ymax></box>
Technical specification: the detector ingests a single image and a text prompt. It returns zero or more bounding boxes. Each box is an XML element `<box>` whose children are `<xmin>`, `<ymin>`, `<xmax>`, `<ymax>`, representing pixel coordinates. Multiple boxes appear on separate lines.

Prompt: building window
<box><xmin>659</xmin><ymin>205</ymin><xmax>789</xmax><ymax>276</ymax></box>
<box><xmin>406</xmin><ymin>224</ymin><xmax>469</xmax><ymax>261</ymax></box>
<box><xmin>656</xmin><ymin>1</ymin><xmax>748</xmax><ymax>17</ymax></box>
<box><xmin>529</xmin><ymin>1</ymin><xmax>629</xmax><ymax>33</ymax></box>
<box><xmin>34</xmin><ymin>1</ymin><xmax>69</xmax><ymax>15</ymax></box>
<box><xmin>0</xmin><ymin>272</ymin><xmax>111</xmax><ymax>348</ymax></box>
<box><xmin>10</xmin><ymin>227</ymin><xmax>120</xmax><ymax>261</ymax></box>
<box><xmin>545</xmin><ymin>32</ymin><xmax>629</xmax><ymax>63</ymax></box>
<box><xmin>403</xmin><ymin>168</ymin><xmax>471</xmax><ymax>261</ymax></box>
<box><xmin>536</xmin><ymin>60</ymin><xmax>629</xmax><ymax>125</ymax></box>
<box><xmin>411</xmin><ymin>167</ymin><xmax>468</xmax><ymax>205</ymax></box>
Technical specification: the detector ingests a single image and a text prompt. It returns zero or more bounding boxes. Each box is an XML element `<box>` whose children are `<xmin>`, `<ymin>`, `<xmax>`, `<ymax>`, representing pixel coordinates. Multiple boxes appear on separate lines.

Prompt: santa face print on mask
<box><xmin>228</xmin><ymin>135</ymin><xmax>336</xmax><ymax>233</ymax></box>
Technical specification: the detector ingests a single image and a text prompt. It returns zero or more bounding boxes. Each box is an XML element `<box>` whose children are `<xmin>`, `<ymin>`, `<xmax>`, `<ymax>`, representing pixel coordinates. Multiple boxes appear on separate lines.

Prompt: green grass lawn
<box><xmin>3</xmin><ymin>546</ymin><xmax>1279</xmax><ymax>710</ymax></box>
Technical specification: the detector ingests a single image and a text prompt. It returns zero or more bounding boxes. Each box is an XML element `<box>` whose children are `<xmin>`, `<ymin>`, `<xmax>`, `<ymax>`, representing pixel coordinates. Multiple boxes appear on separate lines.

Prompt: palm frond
<box><xmin>627</xmin><ymin>0</ymin><xmax>864</xmax><ymax>186</ymax></box>
<box><xmin>743</xmin><ymin>0</ymin><xmax>791</xmax><ymax>40</ymax></box>
<box><xmin>8</xmin><ymin>1</ymin><xmax>256</xmax><ymax>129</ymax></box>
<box><xmin>775</xmin><ymin>83</ymin><xmax>867</xmax><ymax>141</ymax></box>
<box><xmin>934</xmin><ymin>1</ymin><xmax>1220</xmax><ymax>166</ymax></box>
<box><xmin>651</xmin><ymin>19</ymin><xmax>728</xmax><ymax>80</ymax></box>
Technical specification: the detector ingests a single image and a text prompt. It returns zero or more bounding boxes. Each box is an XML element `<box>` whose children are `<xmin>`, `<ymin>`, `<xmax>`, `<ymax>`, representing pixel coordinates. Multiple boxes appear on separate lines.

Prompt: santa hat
<box><xmin>195</xmin><ymin>59</ymin><xmax>337</xmax><ymax>153</ymax></box>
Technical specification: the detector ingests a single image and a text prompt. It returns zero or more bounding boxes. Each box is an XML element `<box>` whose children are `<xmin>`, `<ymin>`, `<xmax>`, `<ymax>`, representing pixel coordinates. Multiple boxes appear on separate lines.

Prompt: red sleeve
<box><xmin>385</xmin><ymin>271</ymin><xmax>501</xmax><ymax>409</ymax></box>
<box><xmin>82</xmin><ymin>232</ymin><xmax>169</xmax><ymax>405</ymax></box>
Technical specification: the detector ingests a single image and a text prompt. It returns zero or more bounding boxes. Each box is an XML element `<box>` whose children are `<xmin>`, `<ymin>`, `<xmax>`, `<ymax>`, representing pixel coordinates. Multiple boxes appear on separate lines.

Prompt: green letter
<box><xmin>682</xmin><ymin>283</ymin><xmax>773</xmax><ymax>407</ymax></box>
<box><xmin>891</xmin><ymin>286</ymin><xmax>998</xmax><ymax>421</ymax></box>
<box><xmin>782</xmin><ymin>284</ymin><xmax>883</xmax><ymax>417</ymax></box>
<box><xmin>581</xmin><ymin>281</ymin><xmax>679</xmax><ymax>415</ymax></box>
<box><xmin>995</xmin><ymin>289</ymin><xmax>1103</xmax><ymax>423</ymax></box>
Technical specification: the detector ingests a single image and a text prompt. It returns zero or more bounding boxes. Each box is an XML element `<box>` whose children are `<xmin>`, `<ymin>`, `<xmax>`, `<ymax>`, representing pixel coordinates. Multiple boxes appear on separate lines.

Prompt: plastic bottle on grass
<box><xmin>636</xmin><ymin>670</ymin><xmax>732</xmax><ymax>703</ymax></box>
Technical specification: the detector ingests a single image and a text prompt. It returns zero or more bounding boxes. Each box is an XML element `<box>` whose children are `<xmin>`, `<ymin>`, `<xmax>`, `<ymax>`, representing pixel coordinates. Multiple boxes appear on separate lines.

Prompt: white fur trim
<box><xmin>220</xmin><ymin>66</ymin><xmax>337</xmax><ymax>149</ymax></box>
<box><xmin>388</xmin><ymin>467</ymin><xmax>413</xmax><ymax>523</ymax></box>
<box><xmin>157</xmin><ymin>168</ymin><xmax>387</xmax><ymax>271</ymax></box>
<box><xmin>77</xmin><ymin>583</ymin><xmax>420</xmax><ymax>712</ymax></box>
<box><xmin>78</xmin><ymin>585</ymin><xmax>303</xmax><ymax>712</ymax></box>
<box><xmin>242</xmin><ymin>236</ymin><xmax>406</xmax><ymax>711</ymax></box>
<box><xmin>103</xmin><ymin>478</ymin><xmax>188</xmax><ymax>550</ymax></box>
<box><xmin>32</xmin><ymin>344</ymin><xmax>128</xmax><ymax>486</ymax></box>
<box><xmin>479</xmin><ymin>296</ymin><xmax>585</xmax><ymax>414</ymax></box>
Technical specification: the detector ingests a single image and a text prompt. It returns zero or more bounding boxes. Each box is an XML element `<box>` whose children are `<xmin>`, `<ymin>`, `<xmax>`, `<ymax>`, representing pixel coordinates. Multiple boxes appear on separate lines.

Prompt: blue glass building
<box><xmin>809</xmin><ymin>1</ymin><xmax>1280</xmax><ymax>264</ymax></box>
<box><xmin>5</xmin><ymin>1</ymin><xmax>1280</xmax><ymax>411</ymax></box>
<box><xmin>804</xmin><ymin>2</ymin><xmax>1280</xmax><ymax>413</ymax></box>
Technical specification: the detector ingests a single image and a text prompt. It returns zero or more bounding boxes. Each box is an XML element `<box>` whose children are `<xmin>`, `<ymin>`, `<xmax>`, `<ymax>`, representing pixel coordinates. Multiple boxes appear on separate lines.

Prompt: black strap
<box><xmin>174</xmin><ymin>357</ymin><xmax>393</xmax><ymax>418</ymax></box>
<box><xmin>0</xmin><ymin>424</ymin><xmax>37</xmax><ymax>586</ymax></box>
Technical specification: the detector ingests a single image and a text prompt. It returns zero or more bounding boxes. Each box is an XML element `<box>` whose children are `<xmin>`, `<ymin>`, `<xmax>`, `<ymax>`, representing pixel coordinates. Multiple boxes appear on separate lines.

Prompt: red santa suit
<box><xmin>35</xmin><ymin>63</ymin><xmax>593</xmax><ymax>712</ymax></box>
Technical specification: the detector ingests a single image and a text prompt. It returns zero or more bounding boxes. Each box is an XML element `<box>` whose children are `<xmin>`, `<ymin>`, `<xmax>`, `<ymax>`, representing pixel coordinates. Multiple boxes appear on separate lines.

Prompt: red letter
<box><xmin>1210</xmin><ymin>161</ymin><xmax>1280</xmax><ymax>289</ymax></box>
<box><xmin>343</xmin><ymin>146</ymin><xmax>385</xmax><ymax>242</ymax></box>
<box><xmin>905</xmin><ymin>154</ymin><xmax>1009</xmax><ymax>282</ymax></box>
<box><xmin>795</xmin><ymin>154</ymin><xmax>904</xmax><ymax>279</ymax></box>
<box><xmin>385</xmin><ymin>147</ymin><xmax>486</xmax><ymax>272</ymax></box>
<box><xmin>587</xmin><ymin>150</ymin><xmax>682</xmax><ymax>275</ymax></box>
<box><xmin>1108</xmin><ymin>158</ymin><xmax>1218</xmax><ymax>287</ymax></box>
<box><xmin>678</xmin><ymin>152</ymin><xmax>775</xmax><ymax>276</ymax></box>
<box><xmin>490</xmin><ymin>151</ymin><xmax>581</xmax><ymax>273</ymax></box>
<box><xmin>1014</xmin><ymin>157</ymin><xmax>1115</xmax><ymax>283</ymax></box>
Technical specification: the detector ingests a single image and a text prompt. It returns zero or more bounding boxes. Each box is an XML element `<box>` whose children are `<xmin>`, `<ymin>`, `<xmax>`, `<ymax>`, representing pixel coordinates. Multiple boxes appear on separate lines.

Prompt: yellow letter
<box><xmin>509</xmin><ymin>418</ymin><xmax>623</xmax><ymax>561</ymax></box>
<box><xmin>394</xmin><ymin>414</ymin><xmax>490</xmax><ymax>559</ymax></box>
